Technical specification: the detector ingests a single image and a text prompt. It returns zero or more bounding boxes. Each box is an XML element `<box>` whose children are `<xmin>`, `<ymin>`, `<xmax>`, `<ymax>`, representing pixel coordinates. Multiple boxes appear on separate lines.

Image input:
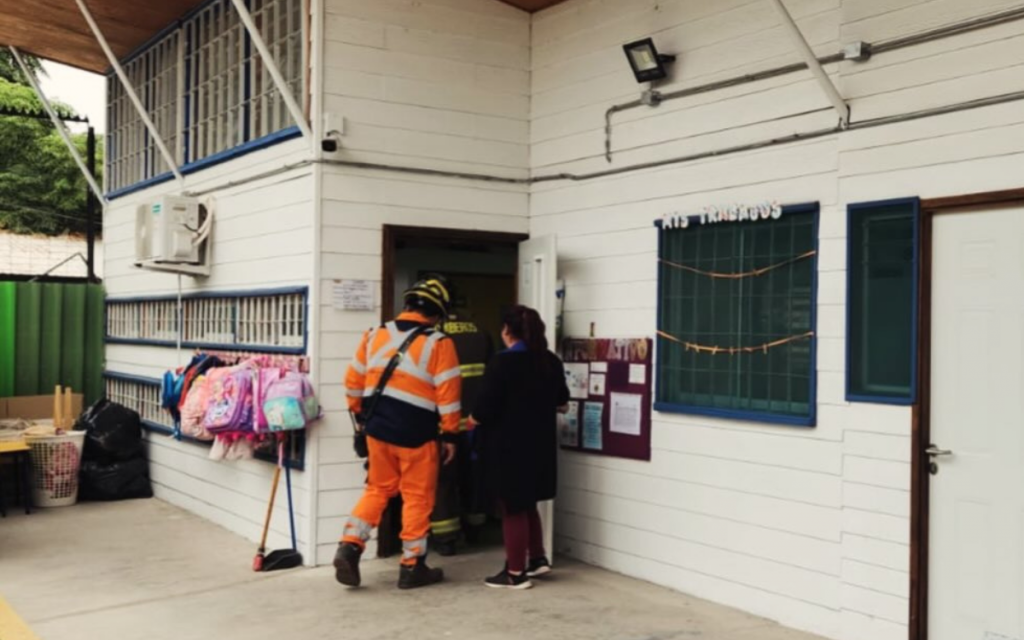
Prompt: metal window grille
<box><xmin>656</xmin><ymin>209</ymin><xmax>817</xmax><ymax>421</ymax></box>
<box><xmin>105</xmin><ymin>0</ymin><xmax>305</xmax><ymax>189</ymax></box>
<box><xmin>106</xmin><ymin>289</ymin><xmax>307</xmax><ymax>353</ymax></box>
<box><xmin>106</xmin><ymin>31</ymin><xmax>181</xmax><ymax>193</ymax></box>
<box><xmin>106</xmin><ymin>375</ymin><xmax>167</xmax><ymax>427</ymax></box>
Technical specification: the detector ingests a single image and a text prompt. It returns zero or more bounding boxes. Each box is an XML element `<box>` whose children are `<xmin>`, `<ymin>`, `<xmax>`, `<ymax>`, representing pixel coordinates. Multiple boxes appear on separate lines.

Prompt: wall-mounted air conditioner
<box><xmin>135</xmin><ymin>196</ymin><xmax>213</xmax><ymax>277</ymax></box>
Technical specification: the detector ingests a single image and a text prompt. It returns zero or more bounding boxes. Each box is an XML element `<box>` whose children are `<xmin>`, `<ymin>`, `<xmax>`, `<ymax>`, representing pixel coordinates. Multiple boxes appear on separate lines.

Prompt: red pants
<box><xmin>501</xmin><ymin>502</ymin><xmax>545</xmax><ymax>574</ymax></box>
<box><xmin>343</xmin><ymin>437</ymin><xmax>439</xmax><ymax>565</ymax></box>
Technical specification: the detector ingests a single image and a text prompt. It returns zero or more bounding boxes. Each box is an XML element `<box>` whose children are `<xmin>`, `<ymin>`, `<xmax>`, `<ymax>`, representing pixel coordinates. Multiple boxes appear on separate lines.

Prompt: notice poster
<box><xmin>564</xmin><ymin>363</ymin><xmax>589</xmax><ymax>400</ymax></box>
<box><xmin>332</xmin><ymin>280</ymin><xmax>375</xmax><ymax>311</ymax></box>
<box><xmin>560</xmin><ymin>402</ymin><xmax>580</xmax><ymax>447</ymax></box>
<box><xmin>583</xmin><ymin>402</ymin><xmax>603</xmax><ymax>450</ymax></box>
<box><xmin>609</xmin><ymin>393</ymin><xmax>642</xmax><ymax>436</ymax></box>
<box><xmin>560</xmin><ymin>338</ymin><xmax>653</xmax><ymax>461</ymax></box>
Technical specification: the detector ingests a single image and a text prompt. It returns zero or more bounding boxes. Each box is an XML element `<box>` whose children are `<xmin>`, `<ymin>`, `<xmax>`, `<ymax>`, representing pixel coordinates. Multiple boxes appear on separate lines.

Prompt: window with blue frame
<box><xmin>106</xmin><ymin>0</ymin><xmax>306</xmax><ymax>195</ymax></box>
<box><xmin>655</xmin><ymin>203</ymin><xmax>818</xmax><ymax>426</ymax></box>
<box><xmin>846</xmin><ymin>198</ymin><xmax>919</xmax><ymax>404</ymax></box>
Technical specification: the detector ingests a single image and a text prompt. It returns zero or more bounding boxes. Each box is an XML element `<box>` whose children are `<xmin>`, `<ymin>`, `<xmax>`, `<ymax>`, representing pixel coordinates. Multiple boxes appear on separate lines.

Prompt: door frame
<box><xmin>381</xmin><ymin>225</ymin><xmax>529</xmax><ymax>325</ymax></box>
<box><xmin>910</xmin><ymin>187</ymin><xmax>1024</xmax><ymax>640</ymax></box>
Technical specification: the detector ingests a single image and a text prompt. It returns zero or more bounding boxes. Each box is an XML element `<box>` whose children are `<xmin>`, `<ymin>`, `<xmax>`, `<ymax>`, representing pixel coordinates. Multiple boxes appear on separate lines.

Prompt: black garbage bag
<box><xmin>74</xmin><ymin>399</ymin><xmax>144</xmax><ymax>463</ymax></box>
<box><xmin>79</xmin><ymin>458</ymin><xmax>153</xmax><ymax>502</ymax></box>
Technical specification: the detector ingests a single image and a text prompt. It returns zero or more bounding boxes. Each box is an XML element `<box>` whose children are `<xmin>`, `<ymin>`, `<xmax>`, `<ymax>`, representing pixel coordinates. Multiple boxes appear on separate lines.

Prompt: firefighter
<box><xmin>430</xmin><ymin>306</ymin><xmax>494</xmax><ymax>556</ymax></box>
<box><xmin>335</xmin><ymin>276</ymin><xmax>462</xmax><ymax>590</ymax></box>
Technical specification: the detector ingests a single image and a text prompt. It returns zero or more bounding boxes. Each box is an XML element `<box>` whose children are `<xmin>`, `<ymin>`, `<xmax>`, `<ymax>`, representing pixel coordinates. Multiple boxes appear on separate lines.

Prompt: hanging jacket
<box><xmin>345</xmin><ymin>311</ymin><xmax>462</xmax><ymax>448</ymax></box>
<box><xmin>441</xmin><ymin>316</ymin><xmax>493</xmax><ymax>428</ymax></box>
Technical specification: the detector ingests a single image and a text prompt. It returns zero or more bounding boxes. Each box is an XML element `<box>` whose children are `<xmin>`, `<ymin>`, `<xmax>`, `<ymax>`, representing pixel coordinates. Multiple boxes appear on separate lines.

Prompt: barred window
<box><xmin>655</xmin><ymin>204</ymin><xmax>818</xmax><ymax>426</ymax></box>
<box><xmin>106</xmin><ymin>287</ymin><xmax>307</xmax><ymax>353</ymax></box>
<box><xmin>106</xmin><ymin>0</ymin><xmax>306</xmax><ymax>193</ymax></box>
<box><xmin>107</xmin><ymin>31</ymin><xmax>180</xmax><ymax>193</ymax></box>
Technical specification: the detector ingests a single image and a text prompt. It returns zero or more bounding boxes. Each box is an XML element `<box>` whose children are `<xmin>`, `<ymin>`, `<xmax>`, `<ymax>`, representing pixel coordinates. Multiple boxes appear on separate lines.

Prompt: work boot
<box><xmin>333</xmin><ymin>542</ymin><xmax>363</xmax><ymax>587</ymax></box>
<box><xmin>398</xmin><ymin>557</ymin><xmax>444</xmax><ymax>590</ymax></box>
<box><xmin>434</xmin><ymin>538</ymin><xmax>458</xmax><ymax>557</ymax></box>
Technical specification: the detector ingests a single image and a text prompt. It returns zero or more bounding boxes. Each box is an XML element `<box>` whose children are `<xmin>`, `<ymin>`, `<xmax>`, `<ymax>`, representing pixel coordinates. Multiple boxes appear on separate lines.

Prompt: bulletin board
<box><xmin>559</xmin><ymin>338</ymin><xmax>653</xmax><ymax>462</ymax></box>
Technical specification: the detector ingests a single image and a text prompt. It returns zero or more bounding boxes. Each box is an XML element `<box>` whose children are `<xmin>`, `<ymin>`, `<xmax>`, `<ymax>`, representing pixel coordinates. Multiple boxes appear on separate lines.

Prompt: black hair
<box><xmin>502</xmin><ymin>305</ymin><xmax>548</xmax><ymax>352</ymax></box>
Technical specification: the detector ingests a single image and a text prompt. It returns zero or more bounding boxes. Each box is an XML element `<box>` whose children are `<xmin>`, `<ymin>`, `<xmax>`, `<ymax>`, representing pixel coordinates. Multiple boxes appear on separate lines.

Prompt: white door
<box><xmin>930</xmin><ymin>204</ymin><xmax>1024</xmax><ymax>640</ymax></box>
<box><xmin>519</xmin><ymin>235</ymin><xmax>558</xmax><ymax>562</ymax></box>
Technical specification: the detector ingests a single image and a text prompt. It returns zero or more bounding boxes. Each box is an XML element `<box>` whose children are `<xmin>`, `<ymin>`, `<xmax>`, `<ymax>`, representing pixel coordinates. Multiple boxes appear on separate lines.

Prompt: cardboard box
<box><xmin>4</xmin><ymin>394</ymin><xmax>83</xmax><ymax>421</ymax></box>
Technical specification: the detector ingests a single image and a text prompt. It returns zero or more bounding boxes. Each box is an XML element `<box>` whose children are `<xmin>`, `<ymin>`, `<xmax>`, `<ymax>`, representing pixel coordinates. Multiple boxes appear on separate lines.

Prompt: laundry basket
<box><xmin>24</xmin><ymin>431</ymin><xmax>86</xmax><ymax>507</ymax></box>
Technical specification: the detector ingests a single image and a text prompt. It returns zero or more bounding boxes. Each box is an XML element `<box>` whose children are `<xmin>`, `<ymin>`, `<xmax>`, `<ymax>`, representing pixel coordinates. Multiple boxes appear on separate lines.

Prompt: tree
<box><xmin>0</xmin><ymin>66</ymin><xmax>103</xmax><ymax>236</ymax></box>
<box><xmin>0</xmin><ymin>50</ymin><xmax>44</xmax><ymax>85</ymax></box>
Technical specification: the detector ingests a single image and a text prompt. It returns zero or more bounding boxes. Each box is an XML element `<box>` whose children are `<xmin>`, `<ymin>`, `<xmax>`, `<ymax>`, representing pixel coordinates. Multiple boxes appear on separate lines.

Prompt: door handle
<box><xmin>925</xmin><ymin>445</ymin><xmax>953</xmax><ymax>457</ymax></box>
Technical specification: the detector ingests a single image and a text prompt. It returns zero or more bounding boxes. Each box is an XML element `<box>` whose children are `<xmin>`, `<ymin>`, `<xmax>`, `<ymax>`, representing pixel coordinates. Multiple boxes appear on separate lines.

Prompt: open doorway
<box><xmin>377</xmin><ymin>225</ymin><xmax>528</xmax><ymax>559</ymax></box>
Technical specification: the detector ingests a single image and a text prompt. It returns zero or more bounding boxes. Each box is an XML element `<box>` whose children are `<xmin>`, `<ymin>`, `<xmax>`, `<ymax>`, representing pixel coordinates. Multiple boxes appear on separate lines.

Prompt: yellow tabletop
<box><xmin>0</xmin><ymin>441</ymin><xmax>30</xmax><ymax>454</ymax></box>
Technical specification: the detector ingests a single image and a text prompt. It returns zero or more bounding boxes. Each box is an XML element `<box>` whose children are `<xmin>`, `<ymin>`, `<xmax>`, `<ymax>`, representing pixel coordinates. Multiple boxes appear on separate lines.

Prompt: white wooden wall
<box><xmin>314</xmin><ymin>0</ymin><xmax>531</xmax><ymax>565</ymax></box>
<box><xmin>531</xmin><ymin>1</ymin><xmax>1024</xmax><ymax>640</ymax></box>
<box><xmin>102</xmin><ymin>137</ymin><xmax>317</xmax><ymax>561</ymax></box>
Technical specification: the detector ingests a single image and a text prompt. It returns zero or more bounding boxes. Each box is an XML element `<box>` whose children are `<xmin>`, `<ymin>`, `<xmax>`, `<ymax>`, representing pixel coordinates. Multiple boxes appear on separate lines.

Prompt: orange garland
<box><xmin>657</xmin><ymin>330</ymin><xmax>815</xmax><ymax>355</ymax></box>
<box><xmin>659</xmin><ymin>250</ymin><xmax>816</xmax><ymax>280</ymax></box>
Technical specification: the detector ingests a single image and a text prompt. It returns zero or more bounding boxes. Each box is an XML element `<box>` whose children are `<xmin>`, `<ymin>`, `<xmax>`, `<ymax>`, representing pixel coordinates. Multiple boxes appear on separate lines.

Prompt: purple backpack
<box><xmin>262</xmin><ymin>372</ymin><xmax>320</xmax><ymax>431</ymax></box>
<box><xmin>203</xmin><ymin>365</ymin><xmax>254</xmax><ymax>433</ymax></box>
<box><xmin>252</xmin><ymin>367</ymin><xmax>285</xmax><ymax>434</ymax></box>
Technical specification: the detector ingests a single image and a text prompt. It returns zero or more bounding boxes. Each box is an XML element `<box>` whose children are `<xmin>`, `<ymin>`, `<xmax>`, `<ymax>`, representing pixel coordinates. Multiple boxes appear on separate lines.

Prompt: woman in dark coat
<box><xmin>469</xmin><ymin>305</ymin><xmax>569</xmax><ymax>590</ymax></box>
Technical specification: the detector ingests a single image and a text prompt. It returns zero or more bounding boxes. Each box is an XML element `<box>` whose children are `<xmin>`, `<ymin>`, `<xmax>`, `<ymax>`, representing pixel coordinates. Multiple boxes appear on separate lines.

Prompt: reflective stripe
<box><xmin>402</xmin><ymin>537</ymin><xmax>428</xmax><ymax>560</ymax></box>
<box><xmin>343</xmin><ymin>516</ymin><xmax>373</xmax><ymax>543</ymax></box>
<box><xmin>395</xmin><ymin>358</ymin><xmax>434</xmax><ymax>385</ymax></box>
<box><xmin>460</xmin><ymin>363</ymin><xmax>486</xmax><ymax>378</ymax></box>
<box><xmin>349</xmin><ymin>360</ymin><xmax>366</xmax><ymax>375</ymax></box>
<box><xmin>382</xmin><ymin>386</ymin><xmax>437</xmax><ymax>412</ymax></box>
<box><xmin>438</xmin><ymin>401</ymin><xmax>461</xmax><ymax>415</ymax></box>
<box><xmin>417</xmin><ymin>331</ymin><xmax>444</xmax><ymax>372</ymax></box>
<box><xmin>346</xmin><ymin>389</ymin><xmax>363</xmax><ymax>398</ymax></box>
<box><xmin>434</xmin><ymin>366</ymin><xmax>461</xmax><ymax>385</ymax></box>
<box><xmin>430</xmin><ymin>517</ymin><xmax>461</xmax><ymax>535</ymax></box>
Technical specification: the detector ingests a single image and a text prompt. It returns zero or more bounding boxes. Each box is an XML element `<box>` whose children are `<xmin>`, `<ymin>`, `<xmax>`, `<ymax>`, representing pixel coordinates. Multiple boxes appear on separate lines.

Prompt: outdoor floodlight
<box><xmin>623</xmin><ymin>38</ymin><xmax>676</xmax><ymax>84</ymax></box>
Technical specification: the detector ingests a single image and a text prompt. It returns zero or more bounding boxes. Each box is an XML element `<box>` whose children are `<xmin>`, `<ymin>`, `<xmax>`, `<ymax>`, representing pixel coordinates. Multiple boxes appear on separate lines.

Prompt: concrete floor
<box><xmin>1</xmin><ymin>500</ymin><xmax>825</xmax><ymax>640</ymax></box>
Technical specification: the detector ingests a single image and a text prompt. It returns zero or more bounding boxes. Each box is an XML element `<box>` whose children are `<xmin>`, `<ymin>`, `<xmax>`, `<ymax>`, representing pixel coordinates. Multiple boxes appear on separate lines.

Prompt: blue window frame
<box><xmin>846</xmin><ymin>197</ymin><xmax>920</xmax><ymax>404</ymax></box>
<box><xmin>654</xmin><ymin>203</ymin><xmax>819</xmax><ymax>427</ymax></box>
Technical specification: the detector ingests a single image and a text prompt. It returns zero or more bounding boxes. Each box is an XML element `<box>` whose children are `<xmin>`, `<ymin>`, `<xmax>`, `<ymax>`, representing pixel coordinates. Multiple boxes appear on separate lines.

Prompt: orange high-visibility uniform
<box><xmin>341</xmin><ymin>311</ymin><xmax>462</xmax><ymax>564</ymax></box>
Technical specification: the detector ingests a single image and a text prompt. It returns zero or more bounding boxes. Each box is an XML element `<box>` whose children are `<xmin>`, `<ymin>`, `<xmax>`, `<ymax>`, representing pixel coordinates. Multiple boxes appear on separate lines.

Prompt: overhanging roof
<box><xmin>0</xmin><ymin>0</ymin><xmax>569</xmax><ymax>74</ymax></box>
<box><xmin>0</xmin><ymin>0</ymin><xmax>205</xmax><ymax>73</ymax></box>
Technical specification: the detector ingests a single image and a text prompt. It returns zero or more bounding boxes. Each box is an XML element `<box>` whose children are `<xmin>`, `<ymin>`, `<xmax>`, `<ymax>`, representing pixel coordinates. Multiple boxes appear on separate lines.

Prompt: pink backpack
<box><xmin>262</xmin><ymin>372</ymin><xmax>320</xmax><ymax>431</ymax></box>
<box><xmin>203</xmin><ymin>364</ymin><xmax>255</xmax><ymax>434</ymax></box>
<box><xmin>252</xmin><ymin>367</ymin><xmax>285</xmax><ymax>433</ymax></box>
<box><xmin>180</xmin><ymin>373</ymin><xmax>216</xmax><ymax>441</ymax></box>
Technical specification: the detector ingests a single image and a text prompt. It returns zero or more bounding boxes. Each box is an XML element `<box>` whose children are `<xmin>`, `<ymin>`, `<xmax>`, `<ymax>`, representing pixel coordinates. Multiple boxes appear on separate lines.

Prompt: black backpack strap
<box><xmin>357</xmin><ymin>326</ymin><xmax>430</xmax><ymax>427</ymax></box>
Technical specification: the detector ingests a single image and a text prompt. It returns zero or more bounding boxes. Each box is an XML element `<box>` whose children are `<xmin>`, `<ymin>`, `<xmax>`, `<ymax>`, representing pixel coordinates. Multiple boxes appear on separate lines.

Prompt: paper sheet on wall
<box><xmin>590</xmin><ymin>362</ymin><xmax>608</xmax><ymax>373</ymax></box>
<box><xmin>583</xmin><ymin>402</ymin><xmax>603</xmax><ymax>450</ymax></box>
<box><xmin>609</xmin><ymin>392</ymin><xmax>643</xmax><ymax>436</ymax></box>
<box><xmin>629</xmin><ymin>364</ymin><xmax>646</xmax><ymax>385</ymax></box>
<box><xmin>564</xmin><ymin>363</ymin><xmax>589</xmax><ymax>399</ymax></box>
<box><xmin>560</xmin><ymin>402</ymin><xmax>580</xmax><ymax>447</ymax></box>
<box><xmin>333</xmin><ymin>280</ymin><xmax>375</xmax><ymax>311</ymax></box>
<box><xmin>589</xmin><ymin>373</ymin><xmax>606</xmax><ymax>397</ymax></box>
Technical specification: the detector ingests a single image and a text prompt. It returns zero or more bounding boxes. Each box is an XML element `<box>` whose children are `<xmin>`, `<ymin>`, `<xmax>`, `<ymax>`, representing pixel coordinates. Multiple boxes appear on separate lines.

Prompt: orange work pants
<box><xmin>342</xmin><ymin>436</ymin><xmax>439</xmax><ymax>565</ymax></box>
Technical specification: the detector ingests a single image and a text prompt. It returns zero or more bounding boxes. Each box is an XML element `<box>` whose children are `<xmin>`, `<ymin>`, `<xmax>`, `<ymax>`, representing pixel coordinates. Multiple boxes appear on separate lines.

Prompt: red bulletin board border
<box><xmin>560</xmin><ymin>338</ymin><xmax>652</xmax><ymax>462</ymax></box>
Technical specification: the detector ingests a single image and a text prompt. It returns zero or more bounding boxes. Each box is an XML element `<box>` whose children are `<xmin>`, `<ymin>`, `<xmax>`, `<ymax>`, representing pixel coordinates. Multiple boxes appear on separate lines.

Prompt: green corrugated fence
<box><xmin>0</xmin><ymin>282</ymin><xmax>105</xmax><ymax>405</ymax></box>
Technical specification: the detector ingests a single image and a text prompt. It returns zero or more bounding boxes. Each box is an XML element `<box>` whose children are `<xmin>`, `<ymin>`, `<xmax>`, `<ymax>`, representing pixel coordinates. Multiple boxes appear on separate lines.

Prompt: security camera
<box><xmin>321</xmin><ymin>129</ymin><xmax>342</xmax><ymax>153</ymax></box>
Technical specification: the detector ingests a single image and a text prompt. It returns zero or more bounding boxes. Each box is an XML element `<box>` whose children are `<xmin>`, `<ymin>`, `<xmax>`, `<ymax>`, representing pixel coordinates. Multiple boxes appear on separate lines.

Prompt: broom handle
<box><xmin>260</xmin><ymin>465</ymin><xmax>282</xmax><ymax>550</ymax></box>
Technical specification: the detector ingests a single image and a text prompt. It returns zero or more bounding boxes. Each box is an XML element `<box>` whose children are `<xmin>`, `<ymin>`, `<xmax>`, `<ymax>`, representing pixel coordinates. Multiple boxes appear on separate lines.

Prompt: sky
<box><xmin>40</xmin><ymin>61</ymin><xmax>106</xmax><ymax>134</ymax></box>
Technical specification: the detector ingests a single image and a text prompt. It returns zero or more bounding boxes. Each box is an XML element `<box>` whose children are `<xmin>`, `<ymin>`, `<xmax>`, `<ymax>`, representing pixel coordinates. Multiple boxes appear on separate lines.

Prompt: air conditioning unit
<box><xmin>135</xmin><ymin>195</ymin><xmax>212</xmax><ymax>276</ymax></box>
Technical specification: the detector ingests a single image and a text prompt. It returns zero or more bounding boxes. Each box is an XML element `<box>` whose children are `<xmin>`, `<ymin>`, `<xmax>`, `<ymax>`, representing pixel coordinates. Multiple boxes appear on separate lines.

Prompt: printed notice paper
<box><xmin>589</xmin><ymin>373</ymin><xmax>607</xmax><ymax>397</ymax></box>
<box><xmin>560</xmin><ymin>402</ymin><xmax>580</xmax><ymax>447</ymax></box>
<box><xmin>590</xmin><ymin>362</ymin><xmax>608</xmax><ymax>373</ymax></box>
<box><xmin>333</xmin><ymin>280</ymin><xmax>375</xmax><ymax>311</ymax></box>
<box><xmin>609</xmin><ymin>393</ymin><xmax>643</xmax><ymax>436</ymax></box>
<box><xmin>564</xmin><ymin>363</ymin><xmax>590</xmax><ymax>399</ymax></box>
<box><xmin>629</xmin><ymin>364</ymin><xmax>647</xmax><ymax>385</ymax></box>
<box><xmin>583</xmin><ymin>402</ymin><xmax>603</xmax><ymax>450</ymax></box>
